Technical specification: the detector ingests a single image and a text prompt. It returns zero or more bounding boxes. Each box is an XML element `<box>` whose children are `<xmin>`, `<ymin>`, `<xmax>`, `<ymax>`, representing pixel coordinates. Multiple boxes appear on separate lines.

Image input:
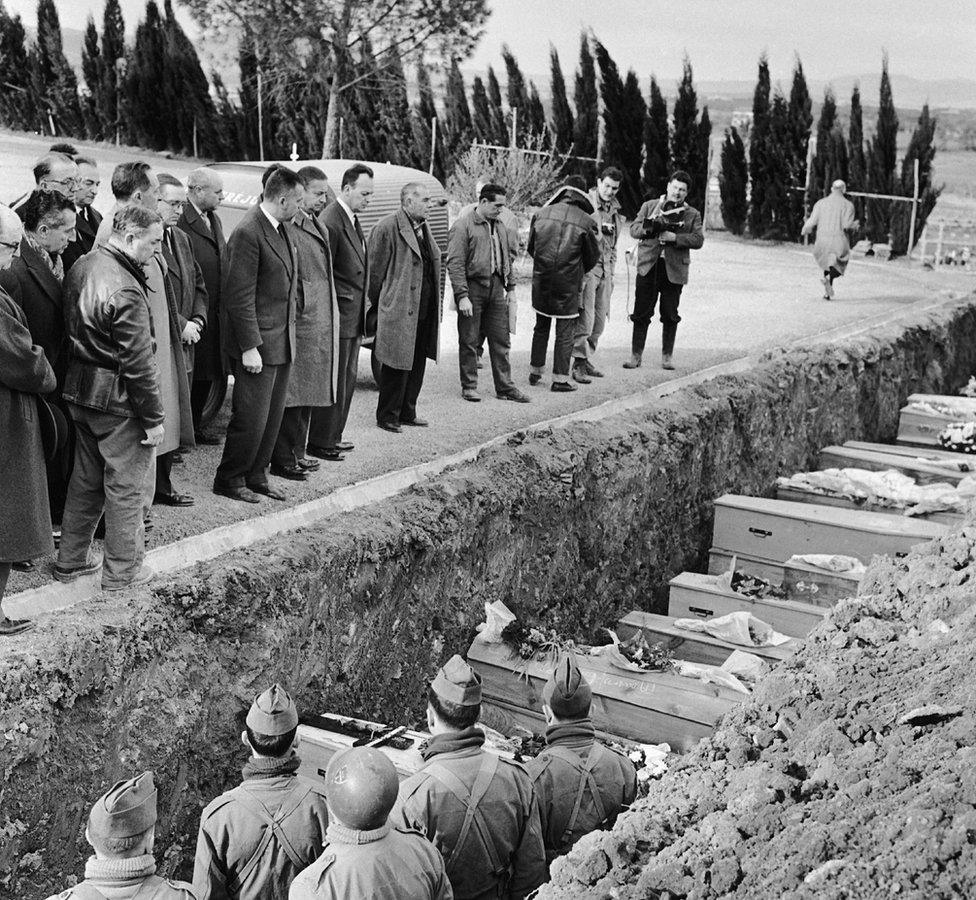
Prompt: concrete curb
<box><xmin>6</xmin><ymin>292</ymin><xmax>967</xmax><ymax>620</ymax></box>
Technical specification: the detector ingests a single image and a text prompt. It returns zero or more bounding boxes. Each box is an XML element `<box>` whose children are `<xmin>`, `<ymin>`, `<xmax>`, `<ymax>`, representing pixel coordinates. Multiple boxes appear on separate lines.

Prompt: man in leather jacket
<box><xmin>55</xmin><ymin>205</ymin><xmax>166</xmax><ymax>592</ymax></box>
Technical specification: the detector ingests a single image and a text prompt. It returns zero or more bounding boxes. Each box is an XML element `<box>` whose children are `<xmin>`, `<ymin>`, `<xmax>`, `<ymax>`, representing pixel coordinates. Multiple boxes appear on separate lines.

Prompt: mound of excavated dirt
<box><xmin>541</xmin><ymin>527</ymin><xmax>976</xmax><ymax>899</ymax></box>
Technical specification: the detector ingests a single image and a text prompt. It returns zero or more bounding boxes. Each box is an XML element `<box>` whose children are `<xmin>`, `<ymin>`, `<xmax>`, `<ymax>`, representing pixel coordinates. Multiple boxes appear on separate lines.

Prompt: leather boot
<box><xmin>623</xmin><ymin>353</ymin><xmax>642</xmax><ymax>369</ymax></box>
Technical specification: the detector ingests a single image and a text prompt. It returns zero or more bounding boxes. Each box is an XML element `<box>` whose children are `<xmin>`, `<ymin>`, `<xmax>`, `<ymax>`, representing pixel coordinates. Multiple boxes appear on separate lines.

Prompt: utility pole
<box><xmin>256</xmin><ymin>39</ymin><xmax>265</xmax><ymax>162</ymax></box>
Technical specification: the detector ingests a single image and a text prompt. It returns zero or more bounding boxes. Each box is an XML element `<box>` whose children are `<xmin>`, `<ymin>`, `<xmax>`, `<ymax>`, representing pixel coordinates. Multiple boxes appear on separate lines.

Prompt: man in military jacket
<box><xmin>192</xmin><ymin>685</ymin><xmax>329</xmax><ymax>899</ymax></box>
<box><xmin>527</xmin><ymin>655</ymin><xmax>637</xmax><ymax>865</ymax></box>
<box><xmin>45</xmin><ymin>771</ymin><xmax>197</xmax><ymax>899</ymax></box>
<box><xmin>392</xmin><ymin>656</ymin><xmax>546</xmax><ymax>900</ymax></box>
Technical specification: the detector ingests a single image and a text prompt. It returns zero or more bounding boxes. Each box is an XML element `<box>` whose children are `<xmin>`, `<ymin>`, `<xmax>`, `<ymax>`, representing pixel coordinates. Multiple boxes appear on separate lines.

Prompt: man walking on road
<box><xmin>56</xmin><ymin>205</ymin><xmax>166</xmax><ymax>592</ymax></box>
<box><xmin>624</xmin><ymin>170</ymin><xmax>704</xmax><ymax>371</ymax></box>
<box><xmin>369</xmin><ymin>182</ymin><xmax>442</xmax><ymax>432</ymax></box>
<box><xmin>306</xmin><ymin>164</ymin><xmax>373</xmax><ymax>461</ymax></box>
<box><xmin>801</xmin><ymin>179</ymin><xmax>858</xmax><ymax>300</ymax></box>
<box><xmin>448</xmin><ymin>183</ymin><xmax>529</xmax><ymax>404</ymax></box>
<box><xmin>527</xmin><ymin>179</ymin><xmax>600</xmax><ymax>393</ymax></box>
<box><xmin>571</xmin><ymin>167</ymin><xmax>622</xmax><ymax>384</ymax></box>
<box><xmin>214</xmin><ymin>167</ymin><xmax>301</xmax><ymax>504</ymax></box>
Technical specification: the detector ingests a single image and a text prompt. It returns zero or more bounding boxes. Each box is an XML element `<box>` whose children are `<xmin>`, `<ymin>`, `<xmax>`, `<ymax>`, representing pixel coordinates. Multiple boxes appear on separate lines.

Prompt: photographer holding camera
<box><xmin>623</xmin><ymin>170</ymin><xmax>704</xmax><ymax>371</ymax></box>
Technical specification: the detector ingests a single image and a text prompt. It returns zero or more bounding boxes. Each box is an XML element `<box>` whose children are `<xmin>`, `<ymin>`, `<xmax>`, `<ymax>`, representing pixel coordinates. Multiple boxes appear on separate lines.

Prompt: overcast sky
<box><xmin>15</xmin><ymin>0</ymin><xmax>976</xmax><ymax>87</ymax></box>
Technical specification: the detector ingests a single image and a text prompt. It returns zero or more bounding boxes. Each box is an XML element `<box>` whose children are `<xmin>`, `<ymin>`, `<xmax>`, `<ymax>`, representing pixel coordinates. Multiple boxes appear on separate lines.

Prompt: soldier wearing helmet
<box><xmin>527</xmin><ymin>655</ymin><xmax>636</xmax><ymax>865</ymax></box>
<box><xmin>289</xmin><ymin>747</ymin><xmax>452</xmax><ymax>899</ymax></box>
<box><xmin>192</xmin><ymin>684</ymin><xmax>329</xmax><ymax>899</ymax></box>
<box><xmin>44</xmin><ymin>771</ymin><xmax>196</xmax><ymax>899</ymax></box>
<box><xmin>391</xmin><ymin>656</ymin><xmax>546</xmax><ymax>899</ymax></box>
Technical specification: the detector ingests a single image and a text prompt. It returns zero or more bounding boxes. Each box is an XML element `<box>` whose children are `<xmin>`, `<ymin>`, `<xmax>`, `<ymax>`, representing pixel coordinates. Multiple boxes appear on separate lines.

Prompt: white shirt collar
<box><xmin>190</xmin><ymin>200</ymin><xmax>208</xmax><ymax>220</ymax></box>
<box><xmin>336</xmin><ymin>196</ymin><xmax>356</xmax><ymax>225</ymax></box>
<box><xmin>259</xmin><ymin>202</ymin><xmax>281</xmax><ymax>230</ymax></box>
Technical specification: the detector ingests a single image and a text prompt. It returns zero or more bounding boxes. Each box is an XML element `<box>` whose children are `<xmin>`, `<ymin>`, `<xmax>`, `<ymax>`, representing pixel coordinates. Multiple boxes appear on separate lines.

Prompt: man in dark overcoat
<box><xmin>271</xmin><ymin>166</ymin><xmax>339</xmax><ymax>478</ymax></box>
<box><xmin>61</xmin><ymin>154</ymin><xmax>103</xmax><ymax>272</ymax></box>
<box><xmin>178</xmin><ymin>167</ymin><xmax>227</xmax><ymax>443</ymax></box>
<box><xmin>0</xmin><ymin>205</ymin><xmax>57</xmax><ymax>635</ymax></box>
<box><xmin>368</xmin><ymin>182</ymin><xmax>442</xmax><ymax>432</ymax></box>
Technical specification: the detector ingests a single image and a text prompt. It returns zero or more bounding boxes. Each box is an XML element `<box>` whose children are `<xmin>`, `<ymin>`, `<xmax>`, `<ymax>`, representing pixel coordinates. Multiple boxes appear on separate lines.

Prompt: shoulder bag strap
<box><xmin>547</xmin><ymin>744</ymin><xmax>609</xmax><ymax>846</ymax></box>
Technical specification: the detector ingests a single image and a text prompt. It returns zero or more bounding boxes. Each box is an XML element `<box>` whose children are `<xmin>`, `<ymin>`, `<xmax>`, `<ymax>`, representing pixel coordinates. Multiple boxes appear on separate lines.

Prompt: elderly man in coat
<box><xmin>801</xmin><ymin>179</ymin><xmax>858</xmax><ymax>300</ymax></box>
<box><xmin>0</xmin><ymin>205</ymin><xmax>57</xmax><ymax>635</ymax></box>
<box><xmin>271</xmin><ymin>166</ymin><xmax>339</xmax><ymax>479</ymax></box>
<box><xmin>368</xmin><ymin>182</ymin><xmax>442</xmax><ymax>433</ymax></box>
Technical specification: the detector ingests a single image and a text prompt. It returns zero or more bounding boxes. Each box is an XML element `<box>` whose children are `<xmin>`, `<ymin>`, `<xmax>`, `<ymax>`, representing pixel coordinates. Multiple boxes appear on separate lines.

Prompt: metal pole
<box><xmin>701</xmin><ymin>143</ymin><xmax>714</xmax><ymax>234</ymax></box>
<box><xmin>511</xmin><ymin>107</ymin><xmax>517</xmax><ymax>148</ymax></box>
<box><xmin>936</xmin><ymin>221</ymin><xmax>944</xmax><ymax>265</ymax></box>
<box><xmin>907</xmin><ymin>157</ymin><xmax>920</xmax><ymax>261</ymax></box>
<box><xmin>803</xmin><ymin>135</ymin><xmax>817</xmax><ymax>245</ymax></box>
<box><xmin>919</xmin><ymin>224</ymin><xmax>928</xmax><ymax>265</ymax></box>
<box><xmin>428</xmin><ymin>116</ymin><xmax>437</xmax><ymax>175</ymax></box>
<box><xmin>193</xmin><ymin>117</ymin><xmax>199</xmax><ymax>158</ymax></box>
<box><xmin>256</xmin><ymin>57</ymin><xmax>265</xmax><ymax>162</ymax></box>
<box><xmin>339</xmin><ymin>117</ymin><xmax>344</xmax><ymax>156</ymax></box>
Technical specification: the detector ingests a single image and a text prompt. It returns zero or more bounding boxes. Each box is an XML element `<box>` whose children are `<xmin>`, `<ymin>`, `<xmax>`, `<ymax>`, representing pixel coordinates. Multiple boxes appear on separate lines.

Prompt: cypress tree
<box><xmin>549</xmin><ymin>46</ymin><xmax>574</xmax><ymax>153</ymax></box>
<box><xmin>642</xmin><ymin>76</ymin><xmax>668</xmax><ymax>199</ymax></box>
<box><xmin>471</xmin><ymin>75</ymin><xmax>493</xmax><ymax>144</ymax></box>
<box><xmin>865</xmin><ymin>55</ymin><xmax>899</xmax><ymax>242</ymax></box>
<box><xmin>162</xmin><ymin>0</ymin><xmax>217</xmax><ymax>155</ymax></box>
<box><xmin>785</xmin><ymin>58</ymin><xmax>813</xmax><ymax>238</ymax></box>
<box><xmin>848</xmin><ymin>85</ymin><xmax>866</xmax><ymax>190</ymax></box>
<box><xmin>693</xmin><ymin>104</ymin><xmax>712</xmax><ymax>214</ymax></box>
<box><xmin>80</xmin><ymin>16</ymin><xmax>101</xmax><ymax>137</ymax></box>
<box><xmin>822</xmin><ymin>127</ymin><xmax>849</xmax><ymax>195</ymax></box>
<box><xmin>501</xmin><ymin>44</ymin><xmax>530</xmax><ymax>144</ymax></box>
<box><xmin>748</xmin><ymin>54</ymin><xmax>771</xmax><ymax>237</ymax></box>
<box><xmin>891</xmin><ymin>104</ymin><xmax>941</xmax><ymax>254</ymax></box>
<box><xmin>761</xmin><ymin>91</ymin><xmax>793</xmax><ymax>239</ymax></box>
<box><xmin>412</xmin><ymin>59</ymin><xmax>443</xmax><ymax>179</ymax></box>
<box><xmin>378</xmin><ymin>49</ymin><xmax>417</xmax><ymax>167</ymax></box>
<box><xmin>35</xmin><ymin>0</ymin><xmax>84</xmax><ymax>137</ymax></box>
<box><xmin>443</xmin><ymin>58</ymin><xmax>473</xmax><ymax>169</ymax></box>
<box><xmin>573</xmin><ymin>33</ymin><xmax>598</xmax><ymax>173</ymax></box>
<box><xmin>125</xmin><ymin>0</ymin><xmax>168</xmax><ymax>148</ymax></box>
<box><xmin>526</xmin><ymin>81</ymin><xmax>547</xmax><ymax>143</ymax></box>
<box><xmin>485</xmin><ymin>65</ymin><xmax>508</xmax><ymax>146</ymax></box>
<box><xmin>719</xmin><ymin>126</ymin><xmax>748</xmax><ymax>234</ymax></box>
<box><xmin>671</xmin><ymin>57</ymin><xmax>708</xmax><ymax>211</ymax></box>
<box><xmin>99</xmin><ymin>0</ymin><xmax>125</xmax><ymax>143</ymax></box>
<box><xmin>809</xmin><ymin>88</ymin><xmax>838</xmax><ymax>201</ymax></box>
<box><xmin>0</xmin><ymin>4</ymin><xmax>33</xmax><ymax>129</ymax></box>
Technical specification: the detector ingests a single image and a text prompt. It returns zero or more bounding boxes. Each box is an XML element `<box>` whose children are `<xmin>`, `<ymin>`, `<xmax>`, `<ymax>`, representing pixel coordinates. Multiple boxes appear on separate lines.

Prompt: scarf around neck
<box><xmin>420</xmin><ymin>726</ymin><xmax>485</xmax><ymax>762</ymax></box>
<box><xmin>84</xmin><ymin>852</ymin><xmax>156</xmax><ymax>882</ymax></box>
<box><xmin>25</xmin><ymin>231</ymin><xmax>64</xmax><ymax>284</ymax></box>
<box><xmin>241</xmin><ymin>749</ymin><xmax>302</xmax><ymax>782</ymax></box>
<box><xmin>545</xmin><ymin>718</ymin><xmax>596</xmax><ymax>747</ymax></box>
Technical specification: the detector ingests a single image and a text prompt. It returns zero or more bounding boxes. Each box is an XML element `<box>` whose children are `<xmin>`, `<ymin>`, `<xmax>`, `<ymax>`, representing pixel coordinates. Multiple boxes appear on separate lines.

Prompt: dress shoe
<box><xmin>11</xmin><ymin>559</ymin><xmax>36</xmax><ymax>572</ymax></box>
<box><xmin>498</xmin><ymin>389</ymin><xmax>531</xmax><ymax>403</ymax></box>
<box><xmin>661</xmin><ymin>354</ymin><xmax>676</xmax><ymax>370</ymax></box>
<box><xmin>377</xmin><ymin>420</ymin><xmax>403</xmax><ymax>433</ymax></box>
<box><xmin>401</xmin><ymin>417</ymin><xmax>429</xmax><ymax>427</ymax></box>
<box><xmin>270</xmin><ymin>463</ymin><xmax>309</xmax><ymax>481</ymax></box>
<box><xmin>462</xmin><ymin>389</ymin><xmax>481</xmax><ymax>402</ymax></box>
<box><xmin>247</xmin><ymin>483</ymin><xmax>288</xmax><ymax>501</ymax></box>
<box><xmin>194</xmin><ymin>430</ymin><xmax>221</xmax><ymax>445</ymax></box>
<box><xmin>213</xmin><ymin>483</ymin><xmax>262</xmax><ymax>504</ymax></box>
<box><xmin>551</xmin><ymin>381</ymin><xmax>578</xmax><ymax>393</ymax></box>
<box><xmin>528</xmin><ymin>373</ymin><xmax>542</xmax><ymax>386</ymax></box>
<box><xmin>102</xmin><ymin>564</ymin><xmax>154</xmax><ymax>593</ymax></box>
<box><xmin>583</xmin><ymin>360</ymin><xmax>604</xmax><ymax>377</ymax></box>
<box><xmin>336</xmin><ymin>441</ymin><xmax>355</xmax><ymax>452</ymax></box>
<box><xmin>306</xmin><ymin>445</ymin><xmax>346</xmax><ymax>461</ymax></box>
<box><xmin>153</xmin><ymin>491</ymin><xmax>195</xmax><ymax>506</ymax></box>
<box><xmin>53</xmin><ymin>555</ymin><xmax>103</xmax><ymax>583</ymax></box>
<box><xmin>0</xmin><ymin>616</ymin><xmax>35</xmax><ymax>636</ymax></box>
<box><xmin>297</xmin><ymin>457</ymin><xmax>321</xmax><ymax>471</ymax></box>
<box><xmin>622</xmin><ymin>353</ymin><xmax>642</xmax><ymax>369</ymax></box>
<box><xmin>571</xmin><ymin>364</ymin><xmax>592</xmax><ymax>384</ymax></box>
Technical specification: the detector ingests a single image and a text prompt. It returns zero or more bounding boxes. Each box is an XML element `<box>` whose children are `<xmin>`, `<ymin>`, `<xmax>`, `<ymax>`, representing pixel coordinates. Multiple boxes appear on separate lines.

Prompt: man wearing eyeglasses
<box><xmin>11</xmin><ymin>152</ymin><xmax>79</xmax><ymax>217</ymax></box>
<box><xmin>62</xmin><ymin>156</ymin><xmax>103</xmax><ymax>272</ymax></box>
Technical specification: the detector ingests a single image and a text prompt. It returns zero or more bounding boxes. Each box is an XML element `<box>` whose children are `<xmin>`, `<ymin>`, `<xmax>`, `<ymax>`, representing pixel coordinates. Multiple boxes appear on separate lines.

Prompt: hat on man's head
<box><xmin>543</xmin><ymin>654</ymin><xmax>592</xmax><ymax>719</ymax></box>
<box><xmin>431</xmin><ymin>655</ymin><xmax>482</xmax><ymax>707</ymax></box>
<box><xmin>88</xmin><ymin>771</ymin><xmax>158</xmax><ymax>842</ymax></box>
<box><xmin>245</xmin><ymin>683</ymin><xmax>299</xmax><ymax>736</ymax></box>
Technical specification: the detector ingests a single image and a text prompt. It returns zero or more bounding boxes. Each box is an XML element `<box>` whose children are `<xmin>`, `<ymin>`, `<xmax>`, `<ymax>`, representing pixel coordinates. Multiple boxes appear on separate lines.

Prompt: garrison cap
<box><xmin>88</xmin><ymin>771</ymin><xmax>158</xmax><ymax>841</ymax></box>
<box><xmin>431</xmin><ymin>655</ymin><xmax>482</xmax><ymax>707</ymax></box>
<box><xmin>543</xmin><ymin>654</ymin><xmax>592</xmax><ymax>719</ymax></box>
<box><xmin>246</xmin><ymin>683</ymin><xmax>299</xmax><ymax>736</ymax></box>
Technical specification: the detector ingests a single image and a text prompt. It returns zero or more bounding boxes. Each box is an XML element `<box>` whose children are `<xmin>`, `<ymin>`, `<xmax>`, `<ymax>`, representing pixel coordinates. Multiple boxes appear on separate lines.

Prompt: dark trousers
<box><xmin>309</xmin><ymin>336</ymin><xmax>360</xmax><ymax>450</ymax></box>
<box><xmin>190</xmin><ymin>379</ymin><xmax>213</xmax><ymax>432</ymax></box>
<box><xmin>630</xmin><ymin>258</ymin><xmax>683</xmax><ymax>355</ymax></box>
<box><xmin>47</xmin><ymin>396</ymin><xmax>75</xmax><ymax>528</ymax></box>
<box><xmin>377</xmin><ymin>314</ymin><xmax>433</xmax><ymax>425</ymax></box>
<box><xmin>273</xmin><ymin>406</ymin><xmax>313</xmax><ymax>467</ymax></box>
<box><xmin>215</xmin><ymin>359</ymin><xmax>291</xmax><ymax>488</ymax></box>
<box><xmin>530</xmin><ymin>313</ymin><xmax>577</xmax><ymax>379</ymax></box>
<box><xmin>59</xmin><ymin>406</ymin><xmax>155</xmax><ymax>587</ymax></box>
<box><xmin>458</xmin><ymin>276</ymin><xmax>516</xmax><ymax>395</ymax></box>
<box><xmin>155</xmin><ymin>450</ymin><xmax>178</xmax><ymax>497</ymax></box>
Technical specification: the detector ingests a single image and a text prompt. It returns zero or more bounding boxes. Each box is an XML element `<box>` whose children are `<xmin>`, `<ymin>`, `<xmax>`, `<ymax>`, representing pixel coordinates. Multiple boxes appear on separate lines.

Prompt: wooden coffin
<box><xmin>843</xmin><ymin>441</ymin><xmax>976</xmax><ymax>468</ymax></box>
<box><xmin>774</xmin><ymin>484</ymin><xmax>961</xmax><ymax>526</ymax></box>
<box><xmin>781</xmin><ymin>558</ymin><xmax>861</xmax><ymax>606</ymax></box>
<box><xmin>707</xmin><ymin>548</ymin><xmax>786</xmax><ymax>583</ymax></box>
<box><xmin>712</xmin><ymin>494</ymin><xmax>947</xmax><ymax>565</ymax></box>
<box><xmin>896</xmin><ymin>396</ymin><xmax>976</xmax><ymax>449</ymax></box>
<box><xmin>819</xmin><ymin>444</ymin><xmax>970</xmax><ymax>485</ymax></box>
<box><xmin>616</xmin><ymin>610</ymin><xmax>797</xmax><ymax>667</ymax></box>
<box><xmin>667</xmin><ymin>571</ymin><xmax>827</xmax><ymax>638</ymax></box>
<box><xmin>466</xmin><ymin>634</ymin><xmax>742</xmax><ymax>753</ymax></box>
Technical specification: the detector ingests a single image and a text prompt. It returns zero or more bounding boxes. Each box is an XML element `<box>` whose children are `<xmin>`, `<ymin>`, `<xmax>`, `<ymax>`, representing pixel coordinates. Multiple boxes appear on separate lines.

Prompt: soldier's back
<box><xmin>47</xmin><ymin>873</ymin><xmax>197</xmax><ymax>899</ymax></box>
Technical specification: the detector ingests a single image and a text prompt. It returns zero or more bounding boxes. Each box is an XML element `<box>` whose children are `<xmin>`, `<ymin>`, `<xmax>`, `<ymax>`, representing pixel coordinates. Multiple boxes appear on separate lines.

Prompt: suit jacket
<box><xmin>321</xmin><ymin>199</ymin><xmax>368</xmax><ymax>339</ymax></box>
<box><xmin>0</xmin><ymin>238</ymin><xmax>66</xmax><ymax>388</ymax></box>
<box><xmin>367</xmin><ymin>209</ymin><xmax>442</xmax><ymax>371</ymax></box>
<box><xmin>177</xmin><ymin>202</ymin><xmax>227</xmax><ymax>380</ymax></box>
<box><xmin>162</xmin><ymin>226</ymin><xmax>209</xmax><ymax>373</ymax></box>
<box><xmin>61</xmin><ymin>205</ymin><xmax>103</xmax><ymax>272</ymax></box>
<box><xmin>629</xmin><ymin>198</ymin><xmax>704</xmax><ymax>284</ymax></box>
<box><xmin>221</xmin><ymin>204</ymin><xmax>297</xmax><ymax>366</ymax></box>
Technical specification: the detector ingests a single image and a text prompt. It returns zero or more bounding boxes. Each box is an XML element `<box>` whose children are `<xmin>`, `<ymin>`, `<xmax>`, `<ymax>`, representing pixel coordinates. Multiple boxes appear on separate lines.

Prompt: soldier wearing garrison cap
<box><xmin>192</xmin><ymin>684</ymin><xmax>329</xmax><ymax>900</ymax></box>
<box><xmin>290</xmin><ymin>747</ymin><xmax>452</xmax><ymax>899</ymax></box>
<box><xmin>527</xmin><ymin>655</ymin><xmax>637</xmax><ymax>865</ymax></box>
<box><xmin>391</xmin><ymin>655</ymin><xmax>546</xmax><ymax>899</ymax></box>
<box><xmin>45</xmin><ymin>771</ymin><xmax>197</xmax><ymax>899</ymax></box>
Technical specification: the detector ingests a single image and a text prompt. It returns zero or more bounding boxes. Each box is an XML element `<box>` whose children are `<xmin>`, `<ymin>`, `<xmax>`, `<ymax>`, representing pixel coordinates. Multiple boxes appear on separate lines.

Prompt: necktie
<box><xmin>353</xmin><ymin>213</ymin><xmax>365</xmax><ymax>248</ymax></box>
<box><xmin>199</xmin><ymin>209</ymin><xmax>212</xmax><ymax>233</ymax></box>
<box><xmin>165</xmin><ymin>229</ymin><xmax>175</xmax><ymax>257</ymax></box>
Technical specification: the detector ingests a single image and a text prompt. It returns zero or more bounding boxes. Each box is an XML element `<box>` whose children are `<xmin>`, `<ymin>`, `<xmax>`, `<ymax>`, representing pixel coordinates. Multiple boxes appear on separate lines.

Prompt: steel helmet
<box><xmin>324</xmin><ymin>747</ymin><xmax>399</xmax><ymax>830</ymax></box>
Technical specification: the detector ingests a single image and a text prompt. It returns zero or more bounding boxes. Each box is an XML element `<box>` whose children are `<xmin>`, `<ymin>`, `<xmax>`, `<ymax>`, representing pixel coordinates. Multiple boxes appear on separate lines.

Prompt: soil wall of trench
<box><xmin>2</xmin><ymin>296</ymin><xmax>976</xmax><ymax>897</ymax></box>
